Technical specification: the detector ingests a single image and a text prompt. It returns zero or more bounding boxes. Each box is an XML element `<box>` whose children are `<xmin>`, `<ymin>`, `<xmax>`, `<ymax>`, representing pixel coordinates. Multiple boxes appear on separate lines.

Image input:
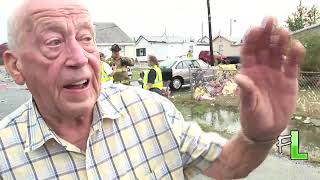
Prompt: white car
<box><xmin>139</xmin><ymin>59</ymin><xmax>215</xmax><ymax>90</ymax></box>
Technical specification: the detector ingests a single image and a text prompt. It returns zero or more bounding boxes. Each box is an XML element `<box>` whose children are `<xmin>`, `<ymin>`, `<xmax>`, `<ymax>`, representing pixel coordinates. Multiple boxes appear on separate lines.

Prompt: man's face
<box><xmin>17</xmin><ymin>1</ymin><xmax>101</xmax><ymax>119</ymax></box>
<box><xmin>112</xmin><ymin>51</ymin><xmax>120</xmax><ymax>60</ymax></box>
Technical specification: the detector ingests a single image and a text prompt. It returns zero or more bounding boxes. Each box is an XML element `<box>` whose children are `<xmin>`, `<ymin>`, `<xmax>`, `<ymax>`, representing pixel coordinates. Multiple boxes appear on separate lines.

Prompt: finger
<box><xmin>269</xmin><ymin>28</ymin><xmax>290</xmax><ymax>70</ymax></box>
<box><xmin>261</xmin><ymin>16</ymin><xmax>278</xmax><ymax>36</ymax></box>
<box><xmin>284</xmin><ymin>40</ymin><xmax>305</xmax><ymax>79</ymax></box>
<box><xmin>278</xmin><ymin>28</ymin><xmax>291</xmax><ymax>55</ymax></box>
<box><xmin>255</xmin><ymin>17</ymin><xmax>278</xmax><ymax>65</ymax></box>
<box><xmin>241</xmin><ymin>27</ymin><xmax>262</xmax><ymax>67</ymax></box>
<box><xmin>235</xmin><ymin>74</ymin><xmax>259</xmax><ymax>110</ymax></box>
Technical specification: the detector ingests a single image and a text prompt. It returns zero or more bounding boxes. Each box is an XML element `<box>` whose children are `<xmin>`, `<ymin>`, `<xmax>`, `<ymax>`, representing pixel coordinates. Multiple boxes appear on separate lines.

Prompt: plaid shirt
<box><xmin>0</xmin><ymin>84</ymin><xmax>225</xmax><ymax>179</ymax></box>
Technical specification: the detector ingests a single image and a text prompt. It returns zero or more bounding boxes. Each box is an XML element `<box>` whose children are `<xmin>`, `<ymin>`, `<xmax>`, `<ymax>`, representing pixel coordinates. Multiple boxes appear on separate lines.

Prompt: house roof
<box><xmin>94</xmin><ymin>22</ymin><xmax>134</xmax><ymax>44</ymax></box>
<box><xmin>292</xmin><ymin>23</ymin><xmax>320</xmax><ymax>35</ymax></box>
<box><xmin>136</xmin><ymin>35</ymin><xmax>187</xmax><ymax>44</ymax></box>
<box><xmin>212</xmin><ymin>35</ymin><xmax>242</xmax><ymax>46</ymax></box>
<box><xmin>212</xmin><ymin>35</ymin><xmax>241</xmax><ymax>43</ymax></box>
<box><xmin>197</xmin><ymin>36</ymin><xmax>210</xmax><ymax>43</ymax></box>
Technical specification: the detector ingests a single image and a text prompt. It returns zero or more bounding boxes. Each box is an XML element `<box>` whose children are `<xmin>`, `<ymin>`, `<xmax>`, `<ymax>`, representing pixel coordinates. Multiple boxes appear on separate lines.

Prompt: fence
<box><xmin>298</xmin><ymin>72</ymin><xmax>320</xmax><ymax>118</ymax></box>
<box><xmin>189</xmin><ymin>67</ymin><xmax>320</xmax><ymax>118</ymax></box>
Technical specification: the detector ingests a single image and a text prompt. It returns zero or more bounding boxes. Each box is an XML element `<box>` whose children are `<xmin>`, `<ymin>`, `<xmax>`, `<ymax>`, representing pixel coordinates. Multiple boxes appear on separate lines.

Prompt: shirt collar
<box><xmin>91</xmin><ymin>99</ymin><xmax>121</xmax><ymax>132</ymax></box>
<box><xmin>24</xmin><ymin>90</ymin><xmax>122</xmax><ymax>153</ymax></box>
<box><xmin>24</xmin><ymin>99</ymin><xmax>57</xmax><ymax>153</ymax></box>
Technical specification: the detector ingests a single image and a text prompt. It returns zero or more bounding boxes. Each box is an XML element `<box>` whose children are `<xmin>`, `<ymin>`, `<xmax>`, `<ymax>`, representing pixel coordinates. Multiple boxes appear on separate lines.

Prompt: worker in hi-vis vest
<box><xmin>100</xmin><ymin>52</ymin><xmax>114</xmax><ymax>88</ymax></box>
<box><xmin>143</xmin><ymin>55</ymin><xmax>163</xmax><ymax>95</ymax></box>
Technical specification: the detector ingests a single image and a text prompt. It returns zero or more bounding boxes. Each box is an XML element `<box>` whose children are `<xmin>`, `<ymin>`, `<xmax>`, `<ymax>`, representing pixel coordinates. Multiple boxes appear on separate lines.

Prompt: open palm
<box><xmin>235</xmin><ymin>17</ymin><xmax>305</xmax><ymax>141</ymax></box>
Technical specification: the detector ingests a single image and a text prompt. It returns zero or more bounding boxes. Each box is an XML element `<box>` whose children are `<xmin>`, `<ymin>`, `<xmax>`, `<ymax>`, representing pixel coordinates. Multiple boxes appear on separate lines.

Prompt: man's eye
<box><xmin>84</xmin><ymin>37</ymin><xmax>92</xmax><ymax>42</ymax></box>
<box><xmin>46</xmin><ymin>39</ymin><xmax>62</xmax><ymax>46</ymax></box>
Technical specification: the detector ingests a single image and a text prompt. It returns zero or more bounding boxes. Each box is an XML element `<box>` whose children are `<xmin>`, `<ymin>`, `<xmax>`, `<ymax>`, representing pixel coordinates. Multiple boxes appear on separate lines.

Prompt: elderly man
<box><xmin>1</xmin><ymin>0</ymin><xmax>305</xmax><ymax>179</ymax></box>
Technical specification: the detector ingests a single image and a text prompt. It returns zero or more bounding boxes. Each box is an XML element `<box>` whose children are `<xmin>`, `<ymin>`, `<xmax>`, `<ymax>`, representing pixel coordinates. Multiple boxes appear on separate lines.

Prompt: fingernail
<box><xmin>262</xmin><ymin>17</ymin><xmax>269</xmax><ymax>28</ymax></box>
<box><xmin>271</xmin><ymin>24</ymin><xmax>278</xmax><ymax>33</ymax></box>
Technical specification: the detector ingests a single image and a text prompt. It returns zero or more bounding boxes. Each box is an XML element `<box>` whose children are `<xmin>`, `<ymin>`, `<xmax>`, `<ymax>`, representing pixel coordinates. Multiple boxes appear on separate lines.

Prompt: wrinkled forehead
<box><xmin>22</xmin><ymin>0</ymin><xmax>92</xmax><ymax>31</ymax></box>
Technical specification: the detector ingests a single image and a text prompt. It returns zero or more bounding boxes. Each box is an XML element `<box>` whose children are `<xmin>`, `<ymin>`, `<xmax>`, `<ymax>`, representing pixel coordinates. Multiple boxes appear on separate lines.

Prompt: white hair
<box><xmin>7</xmin><ymin>0</ymin><xmax>94</xmax><ymax>51</ymax></box>
<box><xmin>7</xmin><ymin>1</ymin><xmax>26</xmax><ymax>51</ymax></box>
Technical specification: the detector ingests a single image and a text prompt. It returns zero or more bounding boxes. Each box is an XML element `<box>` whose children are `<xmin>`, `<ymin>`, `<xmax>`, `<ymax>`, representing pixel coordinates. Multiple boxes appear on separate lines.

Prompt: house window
<box><xmin>136</xmin><ymin>48</ymin><xmax>146</xmax><ymax>57</ymax></box>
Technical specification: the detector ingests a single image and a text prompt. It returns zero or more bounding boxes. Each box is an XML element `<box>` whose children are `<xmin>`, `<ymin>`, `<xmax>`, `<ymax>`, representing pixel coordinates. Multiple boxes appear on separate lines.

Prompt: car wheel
<box><xmin>170</xmin><ymin>77</ymin><xmax>183</xmax><ymax>90</ymax></box>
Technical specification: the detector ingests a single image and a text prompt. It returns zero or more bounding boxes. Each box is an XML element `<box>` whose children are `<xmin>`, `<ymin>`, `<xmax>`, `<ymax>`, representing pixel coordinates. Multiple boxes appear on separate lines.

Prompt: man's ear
<box><xmin>3</xmin><ymin>51</ymin><xmax>26</xmax><ymax>85</ymax></box>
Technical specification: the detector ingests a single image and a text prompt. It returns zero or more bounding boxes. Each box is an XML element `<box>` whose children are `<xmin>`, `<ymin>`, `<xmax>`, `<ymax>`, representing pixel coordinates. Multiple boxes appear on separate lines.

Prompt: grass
<box><xmin>170</xmin><ymin>90</ymin><xmax>239</xmax><ymax>117</ymax></box>
<box><xmin>171</xmin><ymin>87</ymin><xmax>320</xmax><ymax>118</ymax></box>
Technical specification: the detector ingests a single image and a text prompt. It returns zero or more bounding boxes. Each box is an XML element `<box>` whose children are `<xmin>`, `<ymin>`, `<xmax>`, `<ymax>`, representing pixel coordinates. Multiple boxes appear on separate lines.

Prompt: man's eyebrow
<box><xmin>36</xmin><ymin>21</ymin><xmax>67</xmax><ymax>34</ymax></box>
<box><xmin>76</xmin><ymin>21</ymin><xmax>94</xmax><ymax>33</ymax></box>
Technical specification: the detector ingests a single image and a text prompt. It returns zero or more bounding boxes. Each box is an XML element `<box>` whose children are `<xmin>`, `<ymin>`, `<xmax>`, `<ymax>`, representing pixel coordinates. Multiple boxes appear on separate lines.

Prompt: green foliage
<box><xmin>0</xmin><ymin>57</ymin><xmax>3</xmax><ymax>65</ymax></box>
<box><xmin>295</xmin><ymin>32</ymin><xmax>320</xmax><ymax>71</ymax></box>
<box><xmin>286</xmin><ymin>1</ymin><xmax>320</xmax><ymax>31</ymax></box>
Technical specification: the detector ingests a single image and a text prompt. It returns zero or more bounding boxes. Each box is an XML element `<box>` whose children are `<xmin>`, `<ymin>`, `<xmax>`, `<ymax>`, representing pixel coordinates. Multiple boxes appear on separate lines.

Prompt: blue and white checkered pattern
<box><xmin>0</xmin><ymin>84</ymin><xmax>224</xmax><ymax>179</ymax></box>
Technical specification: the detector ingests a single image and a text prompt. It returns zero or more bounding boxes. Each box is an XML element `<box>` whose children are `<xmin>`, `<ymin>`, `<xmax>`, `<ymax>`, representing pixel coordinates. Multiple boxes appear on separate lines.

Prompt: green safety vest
<box><xmin>143</xmin><ymin>65</ymin><xmax>163</xmax><ymax>90</ymax></box>
<box><xmin>115</xmin><ymin>67</ymin><xmax>128</xmax><ymax>73</ymax></box>
<box><xmin>101</xmin><ymin>62</ymin><xmax>114</xmax><ymax>83</ymax></box>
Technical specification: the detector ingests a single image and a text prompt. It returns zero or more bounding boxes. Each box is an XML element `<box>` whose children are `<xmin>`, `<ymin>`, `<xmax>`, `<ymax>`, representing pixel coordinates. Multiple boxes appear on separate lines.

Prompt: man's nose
<box><xmin>65</xmin><ymin>39</ymin><xmax>88</xmax><ymax>68</ymax></box>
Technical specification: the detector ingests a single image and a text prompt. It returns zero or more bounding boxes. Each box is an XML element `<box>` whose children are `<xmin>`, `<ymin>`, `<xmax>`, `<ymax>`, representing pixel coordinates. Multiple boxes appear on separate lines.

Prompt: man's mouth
<box><xmin>64</xmin><ymin>79</ymin><xmax>89</xmax><ymax>89</ymax></box>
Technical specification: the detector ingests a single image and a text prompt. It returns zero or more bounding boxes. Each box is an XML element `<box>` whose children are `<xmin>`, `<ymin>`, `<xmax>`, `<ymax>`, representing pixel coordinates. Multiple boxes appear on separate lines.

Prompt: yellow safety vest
<box><xmin>115</xmin><ymin>67</ymin><xmax>128</xmax><ymax>73</ymax></box>
<box><xmin>101</xmin><ymin>62</ymin><xmax>114</xmax><ymax>83</ymax></box>
<box><xmin>143</xmin><ymin>65</ymin><xmax>163</xmax><ymax>90</ymax></box>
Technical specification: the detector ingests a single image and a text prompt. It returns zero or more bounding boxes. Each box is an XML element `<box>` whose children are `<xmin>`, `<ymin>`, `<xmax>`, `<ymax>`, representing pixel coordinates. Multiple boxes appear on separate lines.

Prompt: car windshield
<box><xmin>159</xmin><ymin>60</ymin><xmax>177</xmax><ymax>68</ymax></box>
<box><xmin>197</xmin><ymin>60</ymin><xmax>210</xmax><ymax>68</ymax></box>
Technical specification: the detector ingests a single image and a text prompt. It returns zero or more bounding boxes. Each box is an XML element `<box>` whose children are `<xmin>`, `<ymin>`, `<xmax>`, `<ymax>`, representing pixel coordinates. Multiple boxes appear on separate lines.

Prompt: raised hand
<box><xmin>235</xmin><ymin>17</ymin><xmax>305</xmax><ymax>141</ymax></box>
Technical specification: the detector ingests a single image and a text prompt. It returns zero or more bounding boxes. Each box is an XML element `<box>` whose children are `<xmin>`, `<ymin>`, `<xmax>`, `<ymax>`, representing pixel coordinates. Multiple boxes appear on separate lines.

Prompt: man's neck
<box><xmin>34</xmin><ymin>102</ymin><xmax>93</xmax><ymax>151</ymax></box>
<box><xmin>112</xmin><ymin>56</ymin><xmax>120</xmax><ymax>61</ymax></box>
<box><xmin>48</xmin><ymin>114</ymin><xmax>92</xmax><ymax>151</ymax></box>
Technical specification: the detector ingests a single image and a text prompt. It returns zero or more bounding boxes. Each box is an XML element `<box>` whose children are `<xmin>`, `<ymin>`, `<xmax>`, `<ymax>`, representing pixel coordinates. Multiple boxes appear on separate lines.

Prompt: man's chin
<box><xmin>59</xmin><ymin>99</ymin><xmax>96</xmax><ymax>118</ymax></box>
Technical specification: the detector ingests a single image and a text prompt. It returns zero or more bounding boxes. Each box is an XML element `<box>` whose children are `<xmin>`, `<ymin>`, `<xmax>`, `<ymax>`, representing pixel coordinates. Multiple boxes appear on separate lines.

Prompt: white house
<box><xmin>193</xmin><ymin>36</ymin><xmax>210</xmax><ymax>58</ymax></box>
<box><xmin>193</xmin><ymin>35</ymin><xmax>242</xmax><ymax>58</ymax></box>
<box><xmin>135</xmin><ymin>35</ymin><xmax>194</xmax><ymax>62</ymax></box>
<box><xmin>94</xmin><ymin>22</ymin><xmax>136</xmax><ymax>58</ymax></box>
<box><xmin>211</xmin><ymin>35</ymin><xmax>242</xmax><ymax>56</ymax></box>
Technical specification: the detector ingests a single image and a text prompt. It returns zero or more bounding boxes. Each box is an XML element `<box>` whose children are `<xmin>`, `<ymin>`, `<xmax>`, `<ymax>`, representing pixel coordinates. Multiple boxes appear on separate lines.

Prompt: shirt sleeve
<box><xmin>147</xmin><ymin>69</ymin><xmax>157</xmax><ymax>84</ymax></box>
<box><xmin>103</xmin><ymin>63</ymin><xmax>113</xmax><ymax>75</ymax></box>
<box><xmin>121</xmin><ymin>57</ymin><xmax>135</xmax><ymax>66</ymax></box>
<box><xmin>160</xmin><ymin>96</ymin><xmax>227</xmax><ymax>176</ymax></box>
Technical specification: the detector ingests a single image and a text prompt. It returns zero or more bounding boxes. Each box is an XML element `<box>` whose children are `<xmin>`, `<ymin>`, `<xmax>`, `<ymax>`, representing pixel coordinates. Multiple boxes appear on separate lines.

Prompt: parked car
<box><xmin>198</xmin><ymin>50</ymin><xmax>226</xmax><ymax>65</ymax></box>
<box><xmin>160</xmin><ymin>59</ymin><xmax>214</xmax><ymax>90</ymax></box>
<box><xmin>224</xmin><ymin>56</ymin><xmax>240</xmax><ymax>64</ymax></box>
<box><xmin>138</xmin><ymin>59</ymin><xmax>215</xmax><ymax>90</ymax></box>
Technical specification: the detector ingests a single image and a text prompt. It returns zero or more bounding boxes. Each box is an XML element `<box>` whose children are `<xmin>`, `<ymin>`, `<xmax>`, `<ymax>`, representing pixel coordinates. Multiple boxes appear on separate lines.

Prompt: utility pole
<box><xmin>201</xmin><ymin>22</ymin><xmax>204</xmax><ymax>40</ymax></box>
<box><xmin>229</xmin><ymin>18</ymin><xmax>236</xmax><ymax>36</ymax></box>
<box><xmin>207</xmin><ymin>0</ymin><xmax>214</xmax><ymax>64</ymax></box>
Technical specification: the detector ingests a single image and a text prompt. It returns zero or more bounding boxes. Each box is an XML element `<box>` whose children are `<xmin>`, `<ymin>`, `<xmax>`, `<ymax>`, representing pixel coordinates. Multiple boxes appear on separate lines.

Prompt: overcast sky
<box><xmin>0</xmin><ymin>0</ymin><xmax>319</xmax><ymax>43</ymax></box>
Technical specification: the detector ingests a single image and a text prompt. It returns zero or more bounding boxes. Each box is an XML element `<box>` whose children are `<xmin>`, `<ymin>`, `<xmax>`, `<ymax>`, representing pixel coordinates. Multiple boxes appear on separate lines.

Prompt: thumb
<box><xmin>234</xmin><ymin>74</ymin><xmax>256</xmax><ymax>94</ymax></box>
<box><xmin>235</xmin><ymin>74</ymin><xmax>259</xmax><ymax>111</ymax></box>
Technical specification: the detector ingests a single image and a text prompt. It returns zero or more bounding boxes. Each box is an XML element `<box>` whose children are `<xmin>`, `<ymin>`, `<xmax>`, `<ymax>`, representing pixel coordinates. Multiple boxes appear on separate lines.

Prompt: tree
<box><xmin>306</xmin><ymin>5</ymin><xmax>320</xmax><ymax>25</ymax></box>
<box><xmin>296</xmin><ymin>32</ymin><xmax>320</xmax><ymax>72</ymax></box>
<box><xmin>286</xmin><ymin>0</ymin><xmax>320</xmax><ymax>31</ymax></box>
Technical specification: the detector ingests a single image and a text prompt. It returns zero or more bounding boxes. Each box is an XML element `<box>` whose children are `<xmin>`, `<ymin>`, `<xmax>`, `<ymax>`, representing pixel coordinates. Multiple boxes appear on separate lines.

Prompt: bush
<box><xmin>295</xmin><ymin>31</ymin><xmax>320</xmax><ymax>72</ymax></box>
<box><xmin>0</xmin><ymin>57</ymin><xmax>3</xmax><ymax>65</ymax></box>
